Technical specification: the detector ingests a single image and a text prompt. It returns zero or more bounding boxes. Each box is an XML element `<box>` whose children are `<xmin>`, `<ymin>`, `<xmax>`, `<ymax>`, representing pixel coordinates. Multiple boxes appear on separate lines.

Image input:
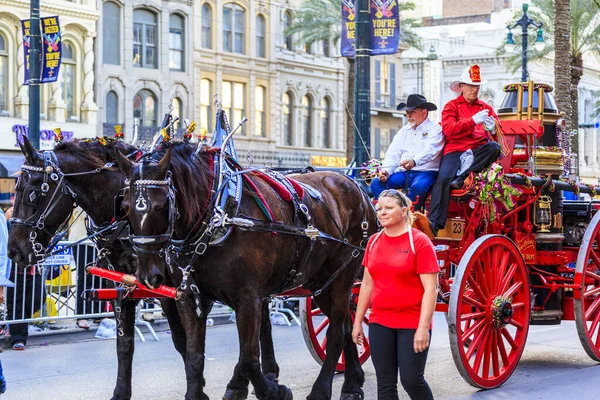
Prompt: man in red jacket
<box><xmin>427</xmin><ymin>65</ymin><xmax>501</xmax><ymax>236</ymax></box>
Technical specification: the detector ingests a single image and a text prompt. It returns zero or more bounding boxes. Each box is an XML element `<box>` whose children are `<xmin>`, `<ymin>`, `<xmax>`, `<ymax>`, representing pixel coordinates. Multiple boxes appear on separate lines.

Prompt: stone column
<box><xmin>15</xmin><ymin>39</ymin><xmax>29</xmax><ymax>118</ymax></box>
<box><xmin>80</xmin><ymin>34</ymin><xmax>98</xmax><ymax>124</ymax></box>
<box><xmin>48</xmin><ymin>81</ymin><xmax>66</xmax><ymax>123</ymax></box>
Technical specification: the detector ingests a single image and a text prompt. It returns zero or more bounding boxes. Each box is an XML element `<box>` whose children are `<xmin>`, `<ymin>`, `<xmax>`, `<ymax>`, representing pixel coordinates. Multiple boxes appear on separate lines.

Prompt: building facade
<box><xmin>402</xmin><ymin>1</ymin><xmax>600</xmax><ymax>185</ymax></box>
<box><xmin>0</xmin><ymin>0</ymin><xmax>100</xmax><ymax>177</ymax></box>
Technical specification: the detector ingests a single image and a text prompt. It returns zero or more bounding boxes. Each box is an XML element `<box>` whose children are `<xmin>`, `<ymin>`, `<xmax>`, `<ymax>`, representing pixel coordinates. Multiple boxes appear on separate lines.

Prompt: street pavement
<box><xmin>1</xmin><ymin>313</ymin><xmax>599</xmax><ymax>400</ymax></box>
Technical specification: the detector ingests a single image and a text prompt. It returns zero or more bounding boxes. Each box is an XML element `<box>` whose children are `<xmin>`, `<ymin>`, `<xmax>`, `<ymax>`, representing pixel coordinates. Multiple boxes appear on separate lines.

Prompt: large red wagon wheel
<box><xmin>574</xmin><ymin>211</ymin><xmax>600</xmax><ymax>361</ymax></box>
<box><xmin>448</xmin><ymin>235</ymin><xmax>530</xmax><ymax>389</ymax></box>
<box><xmin>300</xmin><ymin>286</ymin><xmax>370</xmax><ymax>372</ymax></box>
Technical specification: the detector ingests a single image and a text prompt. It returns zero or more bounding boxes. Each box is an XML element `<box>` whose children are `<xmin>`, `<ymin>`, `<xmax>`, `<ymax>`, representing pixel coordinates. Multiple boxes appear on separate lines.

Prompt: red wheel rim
<box><xmin>449</xmin><ymin>235</ymin><xmax>530</xmax><ymax>389</ymax></box>
<box><xmin>575</xmin><ymin>212</ymin><xmax>600</xmax><ymax>361</ymax></box>
<box><xmin>302</xmin><ymin>290</ymin><xmax>370</xmax><ymax>372</ymax></box>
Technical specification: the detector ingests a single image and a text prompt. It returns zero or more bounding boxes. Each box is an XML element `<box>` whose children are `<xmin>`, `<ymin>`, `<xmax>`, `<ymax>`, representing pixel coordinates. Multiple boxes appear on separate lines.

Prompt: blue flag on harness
<box><xmin>210</xmin><ymin>109</ymin><xmax>238</xmax><ymax>162</ymax></box>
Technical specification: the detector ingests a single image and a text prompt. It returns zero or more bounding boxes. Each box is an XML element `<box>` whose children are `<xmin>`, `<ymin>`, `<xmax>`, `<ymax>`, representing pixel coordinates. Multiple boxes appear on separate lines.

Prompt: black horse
<box><xmin>116</xmin><ymin>141</ymin><xmax>377</xmax><ymax>400</ymax></box>
<box><xmin>7</xmin><ymin>136</ymin><xmax>278</xmax><ymax>400</ymax></box>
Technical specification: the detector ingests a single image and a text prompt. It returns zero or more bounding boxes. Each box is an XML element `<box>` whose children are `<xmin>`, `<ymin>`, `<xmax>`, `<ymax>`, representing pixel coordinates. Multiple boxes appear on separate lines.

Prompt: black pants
<box><xmin>74</xmin><ymin>245</ymin><xmax>103</xmax><ymax>316</ymax></box>
<box><xmin>428</xmin><ymin>141</ymin><xmax>501</xmax><ymax>229</ymax></box>
<box><xmin>6</xmin><ymin>270</ymin><xmax>46</xmax><ymax>345</ymax></box>
<box><xmin>369</xmin><ymin>323</ymin><xmax>433</xmax><ymax>400</ymax></box>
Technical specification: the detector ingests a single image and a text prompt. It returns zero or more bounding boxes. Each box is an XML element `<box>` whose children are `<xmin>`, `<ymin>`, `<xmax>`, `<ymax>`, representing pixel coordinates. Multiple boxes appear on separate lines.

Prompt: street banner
<box><xmin>340</xmin><ymin>0</ymin><xmax>401</xmax><ymax>57</ymax></box>
<box><xmin>21</xmin><ymin>19</ymin><xmax>31</xmax><ymax>84</ymax></box>
<box><xmin>341</xmin><ymin>0</ymin><xmax>356</xmax><ymax>57</ymax></box>
<box><xmin>370</xmin><ymin>0</ymin><xmax>400</xmax><ymax>55</ymax></box>
<box><xmin>40</xmin><ymin>16</ymin><xmax>62</xmax><ymax>83</ymax></box>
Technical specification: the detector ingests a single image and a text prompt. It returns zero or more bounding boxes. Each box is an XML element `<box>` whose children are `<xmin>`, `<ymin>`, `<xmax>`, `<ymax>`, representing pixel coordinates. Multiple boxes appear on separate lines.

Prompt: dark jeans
<box><xmin>74</xmin><ymin>245</ymin><xmax>103</xmax><ymax>316</ymax></box>
<box><xmin>428</xmin><ymin>141</ymin><xmax>501</xmax><ymax>229</ymax></box>
<box><xmin>369</xmin><ymin>323</ymin><xmax>433</xmax><ymax>400</ymax></box>
<box><xmin>0</xmin><ymin>359</ymin><xmax>5</xmax><ymax>393</ymax></box>
<box><xmin>371</xmin><ymin>170</ymin><xmax>439</xmax><ymax>211</ymax></box>
<box><xmin>6</xmin><ymin>270</ymin><xmax>46</xmax><ymax>345</ymax></box>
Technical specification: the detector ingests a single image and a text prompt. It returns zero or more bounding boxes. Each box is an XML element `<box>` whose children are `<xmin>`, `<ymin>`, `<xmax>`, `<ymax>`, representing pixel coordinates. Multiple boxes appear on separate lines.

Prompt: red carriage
<box><xmin>88</xmin><ymin>80</ymin><xmax>600</xmax><ymax>390</ymax></box>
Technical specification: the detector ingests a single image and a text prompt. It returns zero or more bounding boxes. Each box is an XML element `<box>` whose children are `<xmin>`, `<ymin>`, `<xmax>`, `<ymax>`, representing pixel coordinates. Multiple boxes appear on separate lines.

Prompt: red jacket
<box><xmin>441</xmin><ymin>94</ymin><xmax>498</xmax><ymax>154</ymax></box>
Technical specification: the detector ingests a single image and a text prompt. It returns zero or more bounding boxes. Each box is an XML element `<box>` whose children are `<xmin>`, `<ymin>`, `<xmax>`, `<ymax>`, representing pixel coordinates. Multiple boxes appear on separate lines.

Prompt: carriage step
<box><xmin>530</xmin><ymin>310</ymin><xmax>563</xmax><ymax>325</ymax></box>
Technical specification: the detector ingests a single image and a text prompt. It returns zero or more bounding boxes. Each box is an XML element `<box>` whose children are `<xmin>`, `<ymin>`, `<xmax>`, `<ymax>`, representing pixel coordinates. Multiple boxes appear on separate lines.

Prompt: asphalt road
<box><xmin>1</xmin><ymin>313</ymin><xmax>599</xmax><ymax>400</ymax></box>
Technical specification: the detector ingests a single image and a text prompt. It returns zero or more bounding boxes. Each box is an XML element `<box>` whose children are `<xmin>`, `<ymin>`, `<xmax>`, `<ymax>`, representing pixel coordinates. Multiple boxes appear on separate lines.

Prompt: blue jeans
<box><xmin>371</xmin><ymin>170</ymin><xmax>438</xmax><ymax>211</ymax></box>
<box><xmin>0</xmin><ymin>359</ymin><xmax>6</xmax><ymax>393</ymax></box>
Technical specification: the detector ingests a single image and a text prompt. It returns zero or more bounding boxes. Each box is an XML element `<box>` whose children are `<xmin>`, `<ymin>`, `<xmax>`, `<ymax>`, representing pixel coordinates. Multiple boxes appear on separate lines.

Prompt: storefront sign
<box><xmin>311</xmin><ymin>156</ymin><xmax>348</xmax><ymax>167</ymax></box>
<box><xmin>12</xmin><ymin>124</ymin><xmax>74</xmax><ymax>150</ymax></box>
<box><xmin>340</xmin><ymin>0</ymin><xmax>401</xmax><ymax>57</ymax></box>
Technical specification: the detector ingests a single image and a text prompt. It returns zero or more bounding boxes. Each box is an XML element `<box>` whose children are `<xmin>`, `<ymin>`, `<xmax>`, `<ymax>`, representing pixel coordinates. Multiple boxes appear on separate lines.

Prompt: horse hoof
<box><xmin>223</xmin><ymin>389</ymin><xmax>248</xmax><ymax>400</ymax></box>
<box><xmin>339</xmin><ymin>394</ymin><xmax>363</xmax><ymax>400</ymax></box>
<box><xmin>279</xmin><ymin>385</ymin><xmax>293</xmax><ymax>400</ymax></box>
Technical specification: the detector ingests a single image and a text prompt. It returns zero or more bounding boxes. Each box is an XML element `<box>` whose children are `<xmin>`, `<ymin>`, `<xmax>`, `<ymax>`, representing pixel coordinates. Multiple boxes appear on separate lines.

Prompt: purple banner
<box><xmin>41</xmin><ymin>16</ymin><xmax>61</xmax><ymax>83</ymax></box>
<box><xmin>21</xmin><ymin>20</ymin><xmax>31</xmax><ymax>84</ymax></box>
<box><xmin>341</xmin><ymin>0</ymin><xmax>356</xmax><ymax>57</ymax></box>
<box><xmin>370</xmin><ymin>0</ymin><xmax>400</xmax><ymax>55</ymax></box>
<box><xmin>340</xmin><ymin>0</ymin><xmax>401</xmax><ymax>57</ymax></box>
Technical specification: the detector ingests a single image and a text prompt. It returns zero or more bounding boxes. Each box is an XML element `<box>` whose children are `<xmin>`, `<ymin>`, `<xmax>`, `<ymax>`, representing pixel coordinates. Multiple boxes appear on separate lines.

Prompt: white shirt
<box><xmin>381</xmin><ymin>118</ymin><xmax>445</xmax><ymax>174</ymax></box>
<box><xmin>0</xmin><ymin>209</ymin><xmax>14</xmax><ymax>287</ymax></box>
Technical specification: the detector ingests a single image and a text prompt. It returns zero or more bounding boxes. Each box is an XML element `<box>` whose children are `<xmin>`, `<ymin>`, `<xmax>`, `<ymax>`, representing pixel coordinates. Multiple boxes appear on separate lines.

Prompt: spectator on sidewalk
<box><xmin>5</xmin><ymin>206</ymin><xmax>46</xmax><ymax>350</ymax></box>
<box><xmin>0</xmin><ymin>208</ymin><xmax>14</xmax><ymax>390</ymax></box>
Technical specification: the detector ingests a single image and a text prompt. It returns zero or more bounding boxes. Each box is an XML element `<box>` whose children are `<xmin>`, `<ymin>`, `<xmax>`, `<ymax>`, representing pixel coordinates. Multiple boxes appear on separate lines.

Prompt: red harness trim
<box><xmin>242</xmin><ymin>175</ymin><xmax>275</xmax><ymax>221</ymax></box>
<box><xmin>250</xmin><ymin>171</ymin><xmax>305</xmax><ymax>202</ymax></box>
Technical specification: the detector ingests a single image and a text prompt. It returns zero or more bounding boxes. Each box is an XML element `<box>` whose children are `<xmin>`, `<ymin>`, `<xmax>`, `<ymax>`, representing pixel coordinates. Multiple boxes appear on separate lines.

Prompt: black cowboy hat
<box><xmin>396</xmin><ymin>94</ymin><xmax>438</xmax><ymax>112</ymax></box>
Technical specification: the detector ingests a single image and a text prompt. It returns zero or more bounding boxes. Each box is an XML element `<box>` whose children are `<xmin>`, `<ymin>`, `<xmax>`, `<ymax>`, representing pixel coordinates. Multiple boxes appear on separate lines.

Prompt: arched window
<box><xmin>282</xmin><ymin>92</ymin><xmax>293</xmax><ymax>145</ymax></box>
<box><xmin>201</xmin><ymin>4</ymin><xmax>212</xmax><ymax>49</ymax></box>
<box><xmin>133</xmin><ymin>9</ymin><xmax>158</xmax><ymax>68</ymax></box>
<box><xmin>256</xmin><ymin>15</ymin><xmax>266</xmax><ymax>58</ymax></box>
<box><xmin>106</xmin><ymin>91</ymin><xmax>118</xmax><ymax>124</ymax></box>
<box><xmin>302</xmin><ymin>95</ymin><xmax>312</xmax><ymax>147</ymax></box>
<box><xmin>173</xmin><ymin>97</ymin><xmax>182</xmax><ymax>130</ymax></box>
<box><xmin>61</xmin><ymin>42</ymin><xmax>76</xmax><ymax>120</ymax></box>
<box><xmin>321</xmin><ymin>98</ymin><xmax>331</xmax><ymax>148</ymax></box>
<box><xmin>169</xmin><ymin>14</ymin><xmax>185</xmax><ymax>71</ymax></box>
<box><xmin>0</xmin><ymin>33</ymin><xmax>8</xmax><ymax>114</ymax></box>
<box><xmin>283</xmin><ymin>11</ymin><xmax>293</xmax><ymax>50</ymax></box>
<box><xmin>133</xmin><ymin>89</ymin><xmax>158</xmax><ymax>127</ymax></box>
<box><xmin>103</xmin><ymin>2</ymin><xmax>121</xmax><ymax>65</ymax></box>
<box><xmin>254</xmin><ymin>85</ymin><xmax>266</xmax><ymax>137</ymax></box>
<box><xmin>200</xmin><ymin>79</ymin><xmax>212</xmax><ymax>132</ymax></box>
<box><xmin>222</xmin><ymin>80</ymin><xmax>246</xmax><ymax>134</ymax></box>
<box><xmin>223</xmin><ymin>4</ymin><xmax>245</xmax><ymax>54</ymax></box>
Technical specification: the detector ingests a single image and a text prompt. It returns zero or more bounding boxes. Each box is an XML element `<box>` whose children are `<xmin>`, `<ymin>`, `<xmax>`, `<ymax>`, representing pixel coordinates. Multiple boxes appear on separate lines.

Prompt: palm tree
<box><xmin>286</xmin><ymin>0</ymin><xmax>422</xmax><ymax>162</ymax></box>
<box><xmin>554</xmin><ymin>0</ymin><xmax>573</xmax><ymax>137</ymax></box>
<box><xmin>499</xmin><ymin>0</ymin><xmax>600</xmax><ymax>144</ymax></box>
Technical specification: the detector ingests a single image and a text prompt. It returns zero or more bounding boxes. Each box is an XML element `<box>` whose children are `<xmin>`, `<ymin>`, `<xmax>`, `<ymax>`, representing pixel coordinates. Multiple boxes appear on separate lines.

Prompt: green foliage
<box><xmin>497</xmin><ymin>0</ymin><xmax>600</xmax><ymax>73</ymax></box>
<box><xmin>285</xmin><ymin>0</ymin><xmax>423</xmax><ymax>50</ymax></box>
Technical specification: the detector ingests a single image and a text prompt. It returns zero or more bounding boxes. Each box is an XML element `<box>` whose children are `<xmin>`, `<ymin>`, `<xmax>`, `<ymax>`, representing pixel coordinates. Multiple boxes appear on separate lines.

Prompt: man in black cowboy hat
<box><xmin>370</xmin><ymin>94</ymin><xmax>444</xmax><ymax>211</ymax></box>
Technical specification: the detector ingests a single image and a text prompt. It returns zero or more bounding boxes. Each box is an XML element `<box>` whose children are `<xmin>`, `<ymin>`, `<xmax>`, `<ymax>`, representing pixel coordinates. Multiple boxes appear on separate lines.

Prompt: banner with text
<box><xmin>21</xmin><ymin>20</ymin><xmax>31</xmax><ymax>84</ymax></box>
<box><xmin>41</xmin><ymin>16</ymin><xmax>62</xmax><ymax>83</ymax></box>
<box><xmin>340</xmin><ymin>0</ymin><xmax>401</xmax><ymax>57</ymax></box>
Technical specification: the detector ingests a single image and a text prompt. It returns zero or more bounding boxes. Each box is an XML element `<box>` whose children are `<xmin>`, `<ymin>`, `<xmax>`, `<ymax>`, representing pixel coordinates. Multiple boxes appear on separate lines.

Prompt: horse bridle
<box><xmin>128</xmin><ymin>161</ymin><xmax>178</xmax><ymax>258</ymax></box>
<box><xmin>11</xmin><ymin>150</ymin><xmax>114</xmax><ymax>261</ymax></box>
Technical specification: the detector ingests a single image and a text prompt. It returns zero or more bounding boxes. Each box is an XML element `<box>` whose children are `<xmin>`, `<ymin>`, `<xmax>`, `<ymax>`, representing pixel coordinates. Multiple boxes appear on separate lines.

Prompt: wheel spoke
<box><xmin>466</xmin><ymin>324</ymin><xmax>488</xmax><ymax>360</ymax></box>
<box><xmin>509</xmin><ymin>318</ymin><xmax>523</xmax><ymax>329</ymax></box>
<box><xmin>585</xmin><ymin>296</ymin><xmax>600</xmax><ymax>320</ymax></box>
<box><xmin>511</xmin><ymin>302</ymin><xmax>525</xmax><ymax>310</ymax></box>
<box><xmin>585</xmin><ymin>269</ymin><xmax>600</xmax><ymax>282</ymax></box>
<box><xmin>491</xmin><ymin>328</ymin><xmax>500</xmax><ymax>377</ymax></box>
<box><xmin>590</xmin><ymin>251</ymin><xmax>600</xmax><ymax>269</ymax></box>
<box><xmin>504</xmin><ymin>280</ymin><xmax>524</xmax><ymax>299</ymax></box>
<box><xmin>494</xmin><ymin>252</ymin><xmax>511</xmax><ymax>293</ymax></box>
<box><xmin>496</xmin><ymin>329</ymin><xmax>509</xmax><ymax>367</ymax></box>
<box><xmin>475</xmin><ymin>259</ymin><xmax>491</xmax><ymax>298</ymax></box>
<box><xmin>482</xmin><ymin>330</ymin><xmax>492</xmax><ymax>379</ymax></box>
<box><xmin>461</xmin><ymin>311</ymin><xmax>486</xmax><ymax>321</ymax></box>
<box><xmin>584</xmin><ymin>286</ymin><xmax>600</xmax><ymax>299</ymax></box>
<box><xmin>320</xmin><ymin>335</ymin><xmax>327</xmax><ymax>351</ymax></box>
<box><xmin>472</xmin><ymin>329</ymin><xmax>491</xmax><ymax>373</ymax></box>
<box><xmin>588</xmin><ymin>310</ymin><xmax>600</xmax><ymax>341</ymax></box>
<box><xmin>463</xmin><ymin>317</ymin><xmax>487</xmax><ymax>341</ymax></box>
<box><xmin>310</xmin><ymin>307</ymin><xmax>322</xmax><ymax>317</ymax></box>
<box><xmin>462</xmin><ymin>294</ymin><xmax>486</xmax><ymax>311</ymax></box>
<box><xmin>315</xmin><ymin>317</ymin><xmax>329</xmax><ymax>335</ymax></box>
<box><xmin>466</xmin><ymin>274</ymin><xmax>488</xmax><ymax>303</ymax></box>
<box><xmin>499</xmin><ymin>262</ymin><xmax>518</xmax><ymax>296</ymax></box>
<box><xmin>501</xmin><ymin>327</ymin><xmax>518</xmax><ymax>350</ymax></box>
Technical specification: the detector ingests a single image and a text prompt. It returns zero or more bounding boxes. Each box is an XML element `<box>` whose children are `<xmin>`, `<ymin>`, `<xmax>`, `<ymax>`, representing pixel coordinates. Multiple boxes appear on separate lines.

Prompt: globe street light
<box><xmin>505</xmin><ymin>2</ymin><xmax>546</xmax><ymax>82</ymax></box>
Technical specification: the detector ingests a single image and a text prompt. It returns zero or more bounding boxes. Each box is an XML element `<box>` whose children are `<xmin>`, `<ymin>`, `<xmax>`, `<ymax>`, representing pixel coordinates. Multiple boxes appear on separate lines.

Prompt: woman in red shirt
<box><xmin>353</xmin><ymin>189</ymin><xmax>439</xmax><ymax>400</ymax></box>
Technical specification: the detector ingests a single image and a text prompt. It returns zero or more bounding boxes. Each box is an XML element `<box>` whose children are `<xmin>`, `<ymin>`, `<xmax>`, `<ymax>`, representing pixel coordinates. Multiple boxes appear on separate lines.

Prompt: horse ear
<box><xmin>115</xmin><ymin>148</ymin><xmax>134</xmax><ymax>178</ymax></box>
<box><xmin>157</xmin><ymin>146</ymin><xmax>172</xmax><ymax>177</ymax></box>
<box><xmin>18</xmin><ymin>135</ymin><xmax>42</xmax><ymax>164</ymax></box>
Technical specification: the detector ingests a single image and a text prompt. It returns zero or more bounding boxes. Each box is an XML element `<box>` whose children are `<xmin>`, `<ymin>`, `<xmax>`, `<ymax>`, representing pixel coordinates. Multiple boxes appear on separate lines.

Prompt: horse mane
<box><xmin>54</xmin><ymin>138</ymin><xmax>139</xmax><ymax>172</ymax></box>
<box><xmin>164</xmin><ymin>141</ymin><xmax>213</xmax><ymax>228</ymax></box>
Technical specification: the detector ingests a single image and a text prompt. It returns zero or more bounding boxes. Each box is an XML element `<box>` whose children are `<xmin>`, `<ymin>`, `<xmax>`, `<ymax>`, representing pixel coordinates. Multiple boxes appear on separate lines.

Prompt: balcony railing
<box><xmin>371</xmin><ymin>94</ymin><xmax>396</xmax><ymax>110</ymax></box>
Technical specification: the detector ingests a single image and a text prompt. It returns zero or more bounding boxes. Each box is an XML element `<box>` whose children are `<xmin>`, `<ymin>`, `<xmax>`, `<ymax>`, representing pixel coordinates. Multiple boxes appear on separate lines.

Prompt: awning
<box><xmin>0</xmin><ymin>152</ymin><xmax>25</xmax><ymax>177</ymax></box>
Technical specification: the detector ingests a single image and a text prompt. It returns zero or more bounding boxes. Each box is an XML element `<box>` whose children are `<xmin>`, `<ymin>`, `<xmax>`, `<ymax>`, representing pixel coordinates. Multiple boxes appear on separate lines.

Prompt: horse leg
<box><xmin>339</xmin><ymin>312</ymin><xmax>365</xmax><ymax>400</ymax></box>
<box><xmin>176</xmin><ymin>296</ymin><xmax>212</xmax><ymax>400</ymax></box>
<box><xmin>225</xmin><ymin>299</ymin><xmax>279</xmax><ymax>400</ymax></box>
<box><xmin>111</xmin><ymin>300</ymin><xmax>136</xmax><ymax>400</ymax></box>
<box><xmin>160</xmin><ymin>298</ymin><xmax>187</xmax><ymax>361</ymax></box>
<box><xmin>308</xmin><ymin>281</ymin><xmax>362</xmax><ymax>400</ymax></box>
<box><xmin>225</xmin><ymin>299</ymin><xmax>292</xmax><ymax>400</ymax></box>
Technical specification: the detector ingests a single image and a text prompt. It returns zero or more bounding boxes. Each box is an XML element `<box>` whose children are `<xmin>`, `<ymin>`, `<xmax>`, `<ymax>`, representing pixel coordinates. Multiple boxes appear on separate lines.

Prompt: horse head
<box><xmin>8</xmin><ymin>136</ymin><xmax>136</xmax><ymax>267</ymax></box>
<box><xmin>117</xmin><ymin>141</ymin><xmax>213</xmax><ymax>289</ymax></box>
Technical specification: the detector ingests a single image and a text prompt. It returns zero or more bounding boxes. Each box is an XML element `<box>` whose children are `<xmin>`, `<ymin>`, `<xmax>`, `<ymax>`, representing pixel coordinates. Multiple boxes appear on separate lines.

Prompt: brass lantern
<box><xmin>534</xmin><ymin>195</ymin><xmax>552</xmax><ymax>232</ymax></box>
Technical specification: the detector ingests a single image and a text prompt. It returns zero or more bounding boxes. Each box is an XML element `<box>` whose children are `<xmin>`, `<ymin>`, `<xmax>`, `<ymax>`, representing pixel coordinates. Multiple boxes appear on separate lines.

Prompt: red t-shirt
<box><xmin>362</xmin><ymin>229</ymin><xmax>439</xmax><ymax>329</ymax></box>
<box><xmin>441</xmin><ymin>94</ymin><xmax>498</xmax><ymax>154</ymax></box>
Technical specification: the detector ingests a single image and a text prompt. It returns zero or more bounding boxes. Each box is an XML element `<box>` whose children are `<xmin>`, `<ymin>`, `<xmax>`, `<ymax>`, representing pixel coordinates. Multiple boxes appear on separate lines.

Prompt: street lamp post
<box><xmin>504</xmin><ymin>2</ymin><xmax>545</xmax><ymax>82</ymax></box>
<box><xmin>28</xmin><ymin>0</ymin><xmax>42</xmax><ymax>149</ymax></box>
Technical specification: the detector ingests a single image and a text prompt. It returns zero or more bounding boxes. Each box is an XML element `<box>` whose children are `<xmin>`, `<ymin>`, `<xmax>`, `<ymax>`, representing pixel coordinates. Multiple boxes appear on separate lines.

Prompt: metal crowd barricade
<box><xmin>0</xmin><ymin>241</ymin><xmax>162</xmax><ymax>341</ymax></box>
